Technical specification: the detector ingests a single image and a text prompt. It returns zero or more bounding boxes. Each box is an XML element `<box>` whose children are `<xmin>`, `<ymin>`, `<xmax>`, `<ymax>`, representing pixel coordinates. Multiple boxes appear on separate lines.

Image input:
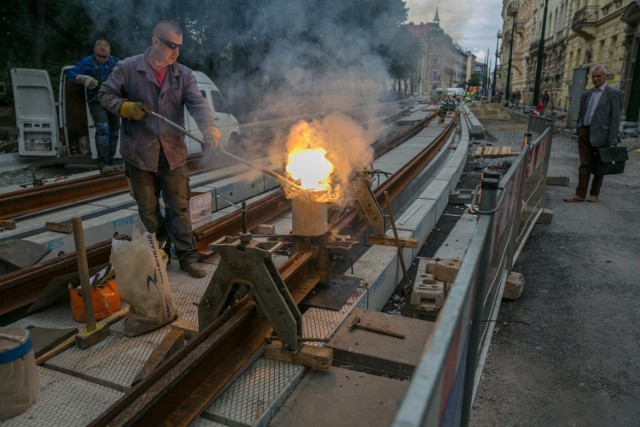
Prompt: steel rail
<box><xmin>334</xmin><ymin>111</ymin><xmax>459</xmax><ymax>237</ymax></box>
<box><xmin>0</xmin><ymin>111</ymin><xmax>450</xmax><ymax>319</ymax></box>
<box><xmin>89</xmin><ymin>251</ymin><xmax>317</xmax><ymax>427</ymax></box>
<box><xmin>0</xmin><ymin>156</ymin><xmax>219</xmax><ymax>220</ymax></box>
<box><xmin>88</xmin><ymin>111</ymin><xmax>459</xmax><ymax>425</ymax></box>
<box><xmin>0</xmin><ymin>111</ymin><xmax>449</xmax><ymax>317</ymax></box>
<box><xmin>0</xmin><ymin>109</ymin><xmax>426</xmax><ymax>220</ymax></box>
<box><xmin>0</xmin><ymin>174</ymin><xmax>128</xmax><ymax>220</ymax></box>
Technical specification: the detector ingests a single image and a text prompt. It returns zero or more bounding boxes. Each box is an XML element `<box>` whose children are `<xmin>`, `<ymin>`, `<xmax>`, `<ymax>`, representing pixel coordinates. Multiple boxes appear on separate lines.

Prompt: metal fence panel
<box><xmin>392</xmin><ymin>121</ymin><xmax>554</xmax><ymax>426</ymax></box>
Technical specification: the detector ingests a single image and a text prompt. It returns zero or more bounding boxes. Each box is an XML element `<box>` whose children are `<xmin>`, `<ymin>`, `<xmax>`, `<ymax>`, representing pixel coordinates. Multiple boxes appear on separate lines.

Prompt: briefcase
<box><xmin>591</xmin><ymin>146</ymin><xmax>629</xmax><ymax>176</ymax></box>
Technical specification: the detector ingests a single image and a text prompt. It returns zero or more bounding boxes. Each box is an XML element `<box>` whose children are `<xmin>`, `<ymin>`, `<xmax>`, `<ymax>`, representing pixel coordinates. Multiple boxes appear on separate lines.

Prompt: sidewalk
<box><xmin>470</xmin><ymin>123</ymin><xmax>640</xmax><ymax>425</ymax></box>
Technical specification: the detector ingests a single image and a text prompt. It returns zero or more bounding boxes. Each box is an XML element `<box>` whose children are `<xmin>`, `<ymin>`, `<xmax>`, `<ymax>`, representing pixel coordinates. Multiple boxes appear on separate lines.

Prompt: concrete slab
<box><xmin>327</xmin><ymin>308</ymin><xmax>435</xmax><ymax>379</ymax></box>
<box><xmin>434</xmin><ymin>211</ymin><xmax>477</xmax><ymax>260</ymax></box>
<box><xmin>269</xmin><ymin>366</ymin><xmax>409</xmax><ymax>427</ymax></box>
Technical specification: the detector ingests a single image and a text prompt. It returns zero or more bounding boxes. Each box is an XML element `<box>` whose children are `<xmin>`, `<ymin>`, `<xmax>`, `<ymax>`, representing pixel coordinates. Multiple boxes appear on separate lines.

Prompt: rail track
<box><xmin>1</xmin><ymin>106</ymin><xmax>459</xmax><ymax>425</ymax></box>
<box><xmin>0</xmin><ymin>109</ymin><xmax>438</xmax><ymax>316</ymax></box>
<box><xmin>90</xmin><ymin>110</ymin><xmax>458</xmax><ymax>426</ymax></box>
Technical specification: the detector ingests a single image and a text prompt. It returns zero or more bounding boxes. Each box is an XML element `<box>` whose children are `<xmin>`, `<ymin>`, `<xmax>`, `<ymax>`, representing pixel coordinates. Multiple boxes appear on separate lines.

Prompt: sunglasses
<box><xmin>156</xmin><ymin>36</ymin><xmax>182</xmax><ymax>50</ymax></box>
<box><xmin>96</xmin><ymin>54</ymin><xmax>108</xmax><ymax>59</ymax></box>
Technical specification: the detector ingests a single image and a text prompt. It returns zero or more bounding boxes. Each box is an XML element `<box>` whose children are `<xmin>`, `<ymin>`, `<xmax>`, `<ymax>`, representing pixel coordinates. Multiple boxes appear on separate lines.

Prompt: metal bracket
<box><xmin>351</xmin><ymin>170</ymin><xmax>418</xmax><ymax>249</ymax></box>
<box><xmin>352</xmin><ymin>170</ymin><xmax>385</xmax><ymax>236</ymax></box>
<box><xmin>198</xmin><ymin>236</ymin><xmax>302</xmax><ymax>351</ymax></box>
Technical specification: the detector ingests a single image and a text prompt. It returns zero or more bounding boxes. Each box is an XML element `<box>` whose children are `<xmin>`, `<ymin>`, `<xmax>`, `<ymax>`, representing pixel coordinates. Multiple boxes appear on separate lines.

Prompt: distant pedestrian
<box><xmin>543</xmin><ymin>91</ymin><xmax>550</xmax><ymax>108</ymax></box>
<box><xmin>66</xmin><ymin>40</ymin><xmax>121</xmax><ymax>174</ymax></box>
<box><xmin>564</xmin><ymin>64</ymin><xmax>622</xmax><ymax>203</ymax></box>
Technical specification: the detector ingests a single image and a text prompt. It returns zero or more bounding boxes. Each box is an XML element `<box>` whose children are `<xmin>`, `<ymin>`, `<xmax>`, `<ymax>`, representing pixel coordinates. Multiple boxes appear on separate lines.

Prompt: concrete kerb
<box><xmin>346</xmin><ymin>114</ymin><xmax>471</xmax><ymax>311</ymax></box>
<box><xmin>461</xmin><ymin>104</ymin><xmax>485</xmax><ymax>139</ymax></box>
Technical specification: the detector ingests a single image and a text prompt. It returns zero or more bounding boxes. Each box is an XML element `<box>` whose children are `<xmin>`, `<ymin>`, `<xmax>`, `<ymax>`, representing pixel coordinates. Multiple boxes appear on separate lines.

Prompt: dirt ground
<box><xmin>469</xmin><ymin>114</ymin><xmax>640</xmax><ymax>426</ymax></box>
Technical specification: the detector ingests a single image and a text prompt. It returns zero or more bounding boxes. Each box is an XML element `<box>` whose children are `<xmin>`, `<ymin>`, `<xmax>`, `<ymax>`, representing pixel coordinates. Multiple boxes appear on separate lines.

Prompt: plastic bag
<box><xmin>109</xmin><ymin>220</ymin><xmax>177</xmax><ymax>336</ymax></box>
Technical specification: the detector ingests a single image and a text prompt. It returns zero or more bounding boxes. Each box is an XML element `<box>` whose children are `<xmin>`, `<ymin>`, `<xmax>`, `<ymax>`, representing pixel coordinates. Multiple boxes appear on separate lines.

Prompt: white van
<box><xmin>10</xmin><ymin>68</ymin><xmax>241</xmax><ymax>168</ymax></box>
<box><xmin>447</xmin><ymin>87</ymin><xmax>464</xmax><ymax>98</ymax></box>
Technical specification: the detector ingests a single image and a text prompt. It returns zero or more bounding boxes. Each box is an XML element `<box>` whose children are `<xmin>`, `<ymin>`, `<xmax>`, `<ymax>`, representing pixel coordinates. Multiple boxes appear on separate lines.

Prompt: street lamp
<box><xmin>492</xmin><ymin>30</ymin><xmax>501</xmax><ymax>102</ymax></box>
<box><xmin>504</xmin><ymin>1</ymin><xmax>519</xmax><ymax>106</ymax></box>
<box><xmin>532</xmin><ymin>0</ymin><xmax>549</xmax><ymax>108</ymax></box>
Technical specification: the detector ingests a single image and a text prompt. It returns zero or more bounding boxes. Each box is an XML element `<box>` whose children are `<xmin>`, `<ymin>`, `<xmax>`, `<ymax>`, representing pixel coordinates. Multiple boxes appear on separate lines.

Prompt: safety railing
<box><xmin>392</xmin><ymin>118</ymin><xmax>554</xmax><ymax>426</ymax></box>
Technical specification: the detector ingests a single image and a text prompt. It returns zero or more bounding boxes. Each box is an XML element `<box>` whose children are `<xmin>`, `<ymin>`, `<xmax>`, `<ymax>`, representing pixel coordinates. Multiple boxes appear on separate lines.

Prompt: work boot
<box><xmin>180</xmin><ymin>261</ymin><xmax>206</xmax><ymax>278</ymax></box>
<box><xmin>100</xmin><ymin>165</ymin><xmax>118</xmax><ymax>174</ymax></box>
<box><xmin>563</xmin><ymin>194</ymin><xmax>585</xmax><ymax>202</ymax></box>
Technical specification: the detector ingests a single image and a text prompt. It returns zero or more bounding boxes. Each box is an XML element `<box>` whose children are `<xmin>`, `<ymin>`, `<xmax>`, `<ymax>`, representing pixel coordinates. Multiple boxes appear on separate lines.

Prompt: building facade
<box><xmin>408</xmin><ymin>11</ymin><xmax>470</xmax><ymax>99</ymax></box>
<box><xmin>499</xmin><ymin>0</ymin><xmax>640</xmax><ymax>128</ymax></box>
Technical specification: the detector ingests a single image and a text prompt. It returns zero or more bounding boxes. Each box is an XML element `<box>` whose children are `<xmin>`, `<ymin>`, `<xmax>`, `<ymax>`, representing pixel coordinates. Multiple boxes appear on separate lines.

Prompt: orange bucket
<box><xmin>70</xmin><ymin>279</ymin><xmax>121</xmax><ymax>322</ymax></box>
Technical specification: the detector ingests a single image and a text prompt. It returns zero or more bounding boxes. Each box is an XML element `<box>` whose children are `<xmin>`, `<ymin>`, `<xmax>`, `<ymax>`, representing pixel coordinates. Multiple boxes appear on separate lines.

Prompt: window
<box><xmin>211</xmin><ymin>90</ymin><xmax>230</xmax><ymax>114</ymax></box>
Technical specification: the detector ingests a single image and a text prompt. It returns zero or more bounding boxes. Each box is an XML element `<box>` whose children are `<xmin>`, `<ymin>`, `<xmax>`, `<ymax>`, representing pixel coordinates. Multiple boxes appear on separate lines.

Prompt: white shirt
<box><xmin>584</xmin><ymin>83</ymin><xmax>607</xmax><ymax>126</ymax></box>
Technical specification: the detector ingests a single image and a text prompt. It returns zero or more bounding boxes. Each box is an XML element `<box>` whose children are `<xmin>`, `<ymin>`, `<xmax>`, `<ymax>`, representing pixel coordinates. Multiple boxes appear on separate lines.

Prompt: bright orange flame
<box><xmin>286</xmin><ymin>146</ymin><xmax>333</xmax><ymax>191</ymax></box>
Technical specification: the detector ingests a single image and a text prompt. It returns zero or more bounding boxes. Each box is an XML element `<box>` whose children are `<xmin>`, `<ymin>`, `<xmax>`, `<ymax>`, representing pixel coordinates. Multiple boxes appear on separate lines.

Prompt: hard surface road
<box><xmin>470</xmin><ymin>119</ymin><xmax>640</xmax><ymax>426</ymax></box>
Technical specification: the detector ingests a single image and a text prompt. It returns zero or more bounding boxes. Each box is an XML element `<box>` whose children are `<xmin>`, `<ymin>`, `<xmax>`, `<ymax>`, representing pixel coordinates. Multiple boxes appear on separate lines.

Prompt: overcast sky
<box><xmin>405</xmin><ymin>0</ymin><xmax>504</xmax><ymax>64</ymax></box>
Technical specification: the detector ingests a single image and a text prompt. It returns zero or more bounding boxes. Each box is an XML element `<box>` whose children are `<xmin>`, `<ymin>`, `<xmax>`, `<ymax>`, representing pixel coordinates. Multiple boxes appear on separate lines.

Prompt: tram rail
<box><xmin>0</xmin><ymin>110</ymin><xmax>444</xmax><ymax>317</ymax></box>
<box><xmin>89</xmin><ymin>110</ymin><xmax>458</xmax><ymax>425</ymax></box>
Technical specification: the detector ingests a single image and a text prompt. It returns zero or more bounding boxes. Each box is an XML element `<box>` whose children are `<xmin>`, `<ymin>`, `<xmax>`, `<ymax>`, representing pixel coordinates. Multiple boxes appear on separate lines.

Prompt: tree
<box><xmin>1</xmin><ymin>0</ymin><xmax>417</xmax><ymax>115</ymax></box>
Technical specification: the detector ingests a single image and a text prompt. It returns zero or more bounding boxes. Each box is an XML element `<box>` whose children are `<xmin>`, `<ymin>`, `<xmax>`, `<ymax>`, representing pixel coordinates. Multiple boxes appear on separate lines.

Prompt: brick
<box><xmin>416</xmin><ymin>257</ymin><xmax>437</xmax><ymax>275</ymax></box>
<box><xmin>433</xmin><ymin>258</ymin><xmax>461</xmax><ymax>283</ymax></box>
<box><xmin>536</xmin><ymin>208</ymin><xmax>553</xmax><ymax>225</ymax></box>
<box><xmin>546</xmin><ymin>176</ymin><xmax>570</xmax><ymax>187</ymax></box>
<box><xmin>410</xmin><ymin>279</ymin><xmax>446</xmax><ymax>310</ymax></box>
<box><xmin>503</xmin><ymin>271</ymin><xmax>525</xmax><ymax>300</ymax></box>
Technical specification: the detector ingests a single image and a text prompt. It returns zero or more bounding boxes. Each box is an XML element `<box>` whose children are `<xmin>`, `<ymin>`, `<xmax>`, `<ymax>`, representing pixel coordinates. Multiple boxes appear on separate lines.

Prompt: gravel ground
<box><xmin>469</xmin><ymin>113</ymin><xmax>640</xmax><ymax>426</ymax></box>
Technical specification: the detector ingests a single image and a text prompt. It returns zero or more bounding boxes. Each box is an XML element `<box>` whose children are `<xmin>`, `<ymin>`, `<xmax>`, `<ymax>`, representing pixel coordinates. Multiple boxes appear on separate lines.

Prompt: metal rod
<box><xmin>241</xmin><ymin>201</ymin><xmax>247</xmax><ymax>234</ymax></box>
<box><xmin>72</xmin><ymin>216</ymin><xmax>96</xmax><ymax>331</ymax></box>
<box><xmin>148</xmin><ymin>111</ymin><xmax>304</xmax><ymax>191</ymax></box>
<box><xmin>384</xmin><ymin>191</ymin><xmax>411</xmax><ymax>294</ymax></box>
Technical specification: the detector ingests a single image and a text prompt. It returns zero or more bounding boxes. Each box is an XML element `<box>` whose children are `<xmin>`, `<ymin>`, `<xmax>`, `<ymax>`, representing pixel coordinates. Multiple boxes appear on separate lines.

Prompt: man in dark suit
<box><xmin>564</xmin><ymin>64</ymin><xmax>622</xmax><ymax>203</ymax></box>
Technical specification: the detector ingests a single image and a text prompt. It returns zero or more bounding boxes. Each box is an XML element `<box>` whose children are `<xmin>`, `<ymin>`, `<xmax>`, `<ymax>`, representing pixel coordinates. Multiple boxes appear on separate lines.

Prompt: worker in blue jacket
<box><xmin>66</xmin><ymin>39</ymin><xmax>121</xmax><ymax>174</ymax></box>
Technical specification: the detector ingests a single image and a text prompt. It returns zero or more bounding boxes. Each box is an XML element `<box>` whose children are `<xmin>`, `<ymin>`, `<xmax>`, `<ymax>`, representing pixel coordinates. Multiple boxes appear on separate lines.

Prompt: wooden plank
<box><xmin>368</xmin><ymin>235</ymin><xmax>418</xmax><ymax>249</ymax></box>
<box><xmin>27</xmin><ymin>326</ymin><xmax>78</xmax><ymax>358</ymax></box>
<box><xmin>36</xmin><ymin>307</ymin><xmax>129</xmax><ymax>364</ymax></box>
<box><xmin>45</xmin><ymin>222</ymin><xmax>73</xmax><ymax>234</ymax></box>
<box><xmin>0</xmin><ymin>219</ymin><xmax>17</xmax><ymax>230</ymax></box>
<box><xmin>131</xmin><ymin>329</ymin><xmax>185</xmax><ymax>386</ymax></box>
<box><xmin>475</xmin><ymin>146</ymin><xmax>519</xmax><ymax>158</ymax></box>
<box><xmin>170</xmin><ymin>319</ymin><xmax>199</xmax><ymax>340</ymax></box>
<box><xmin>264</xmin><ymin>341</ymin><xmax>333</xmax><ymax>370</ymax></box>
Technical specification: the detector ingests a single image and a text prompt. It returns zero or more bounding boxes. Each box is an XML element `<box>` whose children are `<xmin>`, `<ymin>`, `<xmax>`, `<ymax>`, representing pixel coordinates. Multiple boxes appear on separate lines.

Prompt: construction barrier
<box><xmin>392</xmin><ymin>117</ymin><xmax>554</xmax><ymax>426</ymax></box>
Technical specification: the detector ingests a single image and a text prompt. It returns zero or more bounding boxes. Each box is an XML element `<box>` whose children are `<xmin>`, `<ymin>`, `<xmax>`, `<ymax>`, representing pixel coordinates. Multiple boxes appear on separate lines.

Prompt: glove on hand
<box><xmin>203</xmin><ymin>127</ymin><xmax>222</xmax><ymax>150</ymax></box>
<box><xmin>120</xmin><ymin>101</ymin><xmax>152</xmax><ymax>121</ymax></box>
<box><xmin>75</xmin><ymin>74</ymin><xmax>98</xmax><ymax>89</ymax></box>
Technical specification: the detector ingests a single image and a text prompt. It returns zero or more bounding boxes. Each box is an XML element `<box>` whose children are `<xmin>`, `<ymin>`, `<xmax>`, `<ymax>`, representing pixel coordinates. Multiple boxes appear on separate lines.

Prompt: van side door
<box><xmin>10</xmin><ymin>68</ymin><xmax>59</xmax><ymax>157</ymax></box>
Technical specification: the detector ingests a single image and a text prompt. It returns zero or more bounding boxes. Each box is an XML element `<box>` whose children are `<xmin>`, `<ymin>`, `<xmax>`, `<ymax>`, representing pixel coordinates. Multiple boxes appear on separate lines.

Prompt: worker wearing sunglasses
<box><xmin>98</xmin><ymin>20</ymin><xmax>222</xmax><ymax>279</ymax></box>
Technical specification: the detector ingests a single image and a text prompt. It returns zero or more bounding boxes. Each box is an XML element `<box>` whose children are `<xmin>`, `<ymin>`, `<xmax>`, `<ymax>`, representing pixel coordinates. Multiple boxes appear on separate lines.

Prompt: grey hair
<box><xmin>592</xmin><ymin>64</ymin><xmax>609</xmax><ymax>75</ymax></box>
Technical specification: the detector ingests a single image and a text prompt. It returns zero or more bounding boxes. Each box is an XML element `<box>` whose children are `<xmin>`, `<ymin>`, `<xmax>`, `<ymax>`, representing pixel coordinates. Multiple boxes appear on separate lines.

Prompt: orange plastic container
<box><xmin>70</xmin><ymin>279</ymin><xmax>121</xmax><ymax>322</ymax></box>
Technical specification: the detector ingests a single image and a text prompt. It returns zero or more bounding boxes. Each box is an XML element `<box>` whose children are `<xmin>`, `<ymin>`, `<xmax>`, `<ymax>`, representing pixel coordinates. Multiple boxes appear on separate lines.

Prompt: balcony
<box><xmin>529</xmin><ymin>39</ymin><xmax>540</xmax><ymax>53</ymax></box>
<box><xmin>572</xmin><ymin>6</ymin><xmax>598</xmax><ymax>39</ymax></box>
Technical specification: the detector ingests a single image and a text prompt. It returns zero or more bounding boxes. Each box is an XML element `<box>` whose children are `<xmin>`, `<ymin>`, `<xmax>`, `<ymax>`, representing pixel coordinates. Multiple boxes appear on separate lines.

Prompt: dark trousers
<box><xmin>89</xmin><ymin>103</ymin><xmax>120</xmax><ymax>166</ymax></box>
<box><xmin>125</xmin><ymin>157</ymin><xmax>198</xmax><ymax>265</ymax></box>
<box><xmin>576</xmin><ymin>127</ymin><xmax>603</xmax><ymax>198</ymax></box>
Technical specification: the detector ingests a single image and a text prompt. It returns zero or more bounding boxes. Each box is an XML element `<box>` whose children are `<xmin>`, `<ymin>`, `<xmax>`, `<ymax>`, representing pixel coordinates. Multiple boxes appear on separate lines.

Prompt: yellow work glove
<box><xmin>119</xmin><ymin>101</ymin><xmax>152</xmax><ymax>121</ymax></box>
<box><xmin>203</xmin><ymin>127</ymin><xmax>222</xmax><ymax>150</ymax></box>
